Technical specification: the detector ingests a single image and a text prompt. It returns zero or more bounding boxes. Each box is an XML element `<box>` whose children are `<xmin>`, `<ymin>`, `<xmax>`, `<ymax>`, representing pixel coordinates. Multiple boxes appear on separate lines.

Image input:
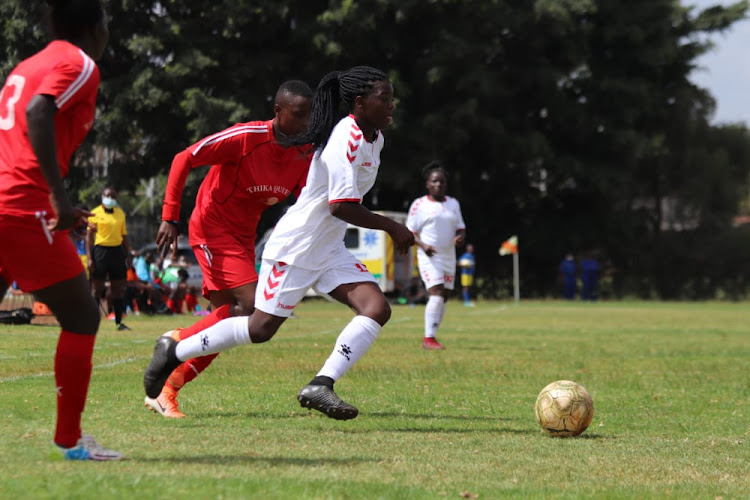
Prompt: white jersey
<box><xmin>262</xmin><ymin>115</ymin><xmax>384</xmax><ymax>270</ymax></box>
<box><xmin>406</xmin><ymin>195</ymin><xmax>466</xmax><ymax>260</ymax></box>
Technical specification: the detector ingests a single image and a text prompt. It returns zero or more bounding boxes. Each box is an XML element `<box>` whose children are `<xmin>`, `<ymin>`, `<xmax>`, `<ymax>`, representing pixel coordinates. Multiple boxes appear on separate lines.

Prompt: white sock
<box><xmin>437</xmin><ymin>296</ymin><xmax>446</xmax><ymax>323</ymax></box>
<box><xmin>317</xmin><ymin>315</ymin><xmax>381</xmax><ymax>381</ymax></box>
<box><xmin>424</xmin><ymin>295</ymin><xmax>443</xmax><ymax>338</ymax></box>
<box><xmin>175</xmin><ymin>316</ymin><xmax>250</xmax><ymax>361</ymax></box>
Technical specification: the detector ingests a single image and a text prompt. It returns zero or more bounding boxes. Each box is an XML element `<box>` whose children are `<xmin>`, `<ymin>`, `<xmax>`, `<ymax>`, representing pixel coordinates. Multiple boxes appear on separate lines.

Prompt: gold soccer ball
<box><xmin>534</xmin><ymin>380</ymin><xmax>594</xmax><ymax>437</ymax></box>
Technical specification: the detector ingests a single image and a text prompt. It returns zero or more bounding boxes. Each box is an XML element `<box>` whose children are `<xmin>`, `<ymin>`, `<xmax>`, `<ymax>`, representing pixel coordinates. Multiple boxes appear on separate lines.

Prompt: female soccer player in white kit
<box><xmin>144</xmin><ymin>66</ymin><xmax>414</xmax><ymax>420</ymax></box>
<box><xmin>407</xmin><ymin>162</ymin><xmax>466</xmax><ymax>350</ymax></box>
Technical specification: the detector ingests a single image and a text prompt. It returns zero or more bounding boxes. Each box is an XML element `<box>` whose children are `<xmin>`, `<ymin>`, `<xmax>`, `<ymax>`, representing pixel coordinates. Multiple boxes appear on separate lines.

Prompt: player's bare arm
<box><xmin>330</xmin><ymin>201</ymin><xmax>414</xmax><ymax>254</ymax></box>
<box><xmin>26</xmin><ymin>94</ymin><xmax>76</xmax><ymax>231</ymax></box>
<box><xmin>412</xmin><ymin>232</ymin><xmax>436</xmax><ymax>257</ymax></box>
<box><xmin>454</xmin><ymin>229</ymin><xmax>466</xmax><ymax>247</ymax></box>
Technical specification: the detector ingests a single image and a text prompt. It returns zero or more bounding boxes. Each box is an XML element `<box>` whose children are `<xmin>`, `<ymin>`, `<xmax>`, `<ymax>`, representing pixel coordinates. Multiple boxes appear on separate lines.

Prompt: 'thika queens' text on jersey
<box><xmin>0</xmin><ymin>41</ymin><xmax>99</xmax><ymax>215</ymax></box>
<box><xmin>161</xmin><ymin>120</ymin><xmax>311</xmax><ymax>243</ymax></box>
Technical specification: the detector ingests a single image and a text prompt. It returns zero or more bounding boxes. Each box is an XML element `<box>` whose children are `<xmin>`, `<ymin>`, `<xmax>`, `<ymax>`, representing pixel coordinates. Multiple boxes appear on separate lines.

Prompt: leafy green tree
<box><xmin>3</xmin><ymin>0</ymin><xmax>748</xmax><ymax>297</ymax></box>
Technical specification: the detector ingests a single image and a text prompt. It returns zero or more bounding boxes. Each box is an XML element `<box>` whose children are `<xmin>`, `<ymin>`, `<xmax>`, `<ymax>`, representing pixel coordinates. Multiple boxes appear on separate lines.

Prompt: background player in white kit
<box><xmin>407</xmin><ymin>162</ymin><xmax>466</xmax><ymax>350</ymax></box>
<box><xmin>144</xmin><ymin>66</ymin><xmax>414</xmax><ymax>420</ymax></box>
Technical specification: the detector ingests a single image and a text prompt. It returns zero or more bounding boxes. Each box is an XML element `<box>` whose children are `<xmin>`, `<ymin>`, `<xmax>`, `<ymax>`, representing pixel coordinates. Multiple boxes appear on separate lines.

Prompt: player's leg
<box><xmin>416</xmin><ymin>254</ymin><xmax>448</xmax><ymax>349</ymax></box>
<box><xmin>89</xmin><ymin>245</ymin><xmax>109</xmax><ymax>316</ymax></box>
<box><xmin>296</xmin><ymin>253</ymin><xmax>385</xmax><ymax>420</ymax></box>
<box><xmin>34</xmin><ymin>270</ymin><xmax>122</xmax><ymax>459</ymax></box>
<box><xmin>0</xmin><ymin>215</ymin><xmax>122</xmax><ymax>460</ymax></box>
<box><xmin>145</xmin><ymin>241</ymin><xmax>259</xmax><ymax>417</ymax></box>
<box><xmin>143</xmin><ymin>259</ymin><xmax>299</xmax><ymax>400</ymax></box>
<box><xmin>106</xmin><ymin>245</ymin><xmax>129</xmax><ymax>330</ymax></box>
<box><xmin>148</xmin><ymin>283</ymin><xmax>257</xmax><ymax>418</ymax></box>
<box><xmin>110</xmin><ymin>279</ymin><xmax>129</xmax><ymax>330</ymax></box>
<box><xmin>423</xmin><ymin>284</ymin><xmax>446</xmax><ymax>349</ymax></box>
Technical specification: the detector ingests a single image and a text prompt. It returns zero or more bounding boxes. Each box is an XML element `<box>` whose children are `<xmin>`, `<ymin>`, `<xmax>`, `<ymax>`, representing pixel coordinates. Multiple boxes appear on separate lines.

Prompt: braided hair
<box><xmin>45</xmin><ymin>0</ymin><xmax>104</xmax><ymax>40</ymax></box>
<box><xmin>289</xmin><ymin>66</ymin><xmax>389</xmax><ymax>151</ymax></box>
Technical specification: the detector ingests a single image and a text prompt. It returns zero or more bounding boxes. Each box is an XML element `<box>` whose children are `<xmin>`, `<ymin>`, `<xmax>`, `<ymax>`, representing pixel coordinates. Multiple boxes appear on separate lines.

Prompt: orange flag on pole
<box><xmin>499</xmin><ymin>235</ymin><xmax>518</xmax><ymax>256</ymax></box>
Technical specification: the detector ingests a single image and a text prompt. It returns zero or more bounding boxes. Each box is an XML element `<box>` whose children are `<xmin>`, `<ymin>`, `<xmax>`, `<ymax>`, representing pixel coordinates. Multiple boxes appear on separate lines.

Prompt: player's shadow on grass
<box><xmin>336</xmin><ymin>426</ymin><xmax>534</xmax><ymax>435</ymax></box>
<box><xmin>368</xmin><ymin>411</ymin><xmax>511</xmax><ymax>422</ymax></box>
<box><xmin>195</xmin><ymin>411</ymin><xmax>307</xmax><ymax>419</ymax></box>
<box><xmin>137</xmin><ymin>455</ymin><xmax>381</xmax><ymax>466</ymax></box>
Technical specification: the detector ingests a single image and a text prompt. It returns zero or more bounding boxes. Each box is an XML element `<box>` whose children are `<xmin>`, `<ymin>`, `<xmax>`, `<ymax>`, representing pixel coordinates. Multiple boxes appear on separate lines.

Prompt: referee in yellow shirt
<box><xmin>88</xmin><ymin>187</ymin><xmax>132</xmax><ymax>331</ymax></box>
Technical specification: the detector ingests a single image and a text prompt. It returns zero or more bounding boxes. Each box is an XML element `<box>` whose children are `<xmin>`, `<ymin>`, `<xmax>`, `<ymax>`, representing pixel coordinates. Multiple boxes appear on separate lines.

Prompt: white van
<box><xmin>256</xmin><ymin>211</ymin><xmax>416</xmax><ymax>296</ymax></box>
<box><xmin>343</xmin><ymin>211</ymin><xmax>416</xmax><ymax>294</ymax></box>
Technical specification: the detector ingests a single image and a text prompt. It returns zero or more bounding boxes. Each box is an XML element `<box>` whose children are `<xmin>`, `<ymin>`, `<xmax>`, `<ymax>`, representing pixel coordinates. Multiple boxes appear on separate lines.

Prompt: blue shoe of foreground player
<box><xmin>56</xmin><ymin>434</ymin><xmax>124</xmax><ymax>461</ymax></box>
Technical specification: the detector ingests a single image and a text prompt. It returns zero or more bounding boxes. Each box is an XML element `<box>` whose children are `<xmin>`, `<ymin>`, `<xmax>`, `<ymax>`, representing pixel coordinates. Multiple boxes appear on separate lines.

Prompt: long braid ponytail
<box><xmin>289</xmin><ymin>66</ymin><xmax>389</xmax><ymax>151</ymax></box>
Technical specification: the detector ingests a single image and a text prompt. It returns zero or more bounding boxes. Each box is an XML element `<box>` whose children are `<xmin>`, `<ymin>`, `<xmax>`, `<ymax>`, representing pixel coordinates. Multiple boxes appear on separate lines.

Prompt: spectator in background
<box><xmin>70</xmin><ymin>205</ymin><xmax>91</xmax><ymax>277</ymax></box>
<box><xmin>123</xmin><ymin>250</ymin><xmax>143</xmax><ymax>316</ymax></box>
<box><xmin>162</xmin><ymin>257</ymin><xmax>199</xmax><ymax>313</ymax></box>
<box><xmin>133</xmin><ymin>251</ymin><xmax>169</xmax><ymax>314</ymax></box>
<box><xmin>88</xmin><ymin>187</ymin><xmax>131</xmax><ymax>330</ymax></box>
<box><xmin>458</xmin><ymin>243</ymin><xmax>476</xmax><ymax>307</ymax></box>
<box><xmin>580</xmin><ymin>252</ymin><xmax>601</xmax><ymax>301</ymax></box>
<box><xmin>559</xmin><ymin>253</ymin><xmax>577</xmax><ymax>300</ymax></box>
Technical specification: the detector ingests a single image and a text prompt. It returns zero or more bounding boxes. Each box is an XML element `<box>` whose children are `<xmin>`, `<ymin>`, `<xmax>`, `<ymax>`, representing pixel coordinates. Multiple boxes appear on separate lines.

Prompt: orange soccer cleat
<box><xmin>144</xmin><ymin>389</ymin><xmax>185</xmax><ymax>418</ymax></box>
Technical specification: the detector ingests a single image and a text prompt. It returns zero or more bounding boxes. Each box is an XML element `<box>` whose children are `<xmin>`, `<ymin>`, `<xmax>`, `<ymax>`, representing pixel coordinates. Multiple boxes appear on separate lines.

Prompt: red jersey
<box><xmin>162</xmin><ymin>120</ymin><xmax>312</xmax><ymax>246</ymax></box>
<box><xmin>0</xmin><ymin>40</ymin><xmax>100</xmax><ymax>216</ymax></box>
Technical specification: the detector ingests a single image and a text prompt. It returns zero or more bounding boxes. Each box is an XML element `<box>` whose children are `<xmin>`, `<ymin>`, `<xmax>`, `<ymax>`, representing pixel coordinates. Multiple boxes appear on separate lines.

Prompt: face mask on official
<box><xmin>102</xmin><ymin>196</ymin><xmax>117</xmax><ymax>208</ymax></box>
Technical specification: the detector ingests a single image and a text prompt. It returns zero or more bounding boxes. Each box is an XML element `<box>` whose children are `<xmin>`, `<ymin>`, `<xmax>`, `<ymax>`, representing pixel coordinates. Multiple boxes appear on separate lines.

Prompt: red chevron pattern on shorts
<box><xmin>264</xmin><ymin>262</ymin><xmax>286</xmax><ymax>300</ymax></box>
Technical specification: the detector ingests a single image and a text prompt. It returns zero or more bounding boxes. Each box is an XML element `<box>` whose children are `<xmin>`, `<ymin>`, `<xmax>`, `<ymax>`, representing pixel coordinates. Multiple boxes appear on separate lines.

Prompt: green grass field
<box><xmin>1</xmin><ymin>300</ymin><xmax>747</xmax><ymax>499</ymax></box>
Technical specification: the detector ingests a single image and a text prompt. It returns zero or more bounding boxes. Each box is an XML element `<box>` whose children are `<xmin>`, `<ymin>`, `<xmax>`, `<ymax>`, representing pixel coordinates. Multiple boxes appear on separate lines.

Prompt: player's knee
<box><xmin>248</xmin><ymin>316</ymin><xmax>279</xmax><ymax>343</ymax></box>
<box><xmin>59</xmin><ymin>299</ymin><xmax>100</xmax><ymax>335</ymax></box>
<box><xmin>369</xmin><ymin>300</ymin><xmax>391</xmax><ymax>326</ymax></box>
<box><xmin>234</xmin><ymin>301</ymin><xmax>255</xmax><ymax>316</ymax></box>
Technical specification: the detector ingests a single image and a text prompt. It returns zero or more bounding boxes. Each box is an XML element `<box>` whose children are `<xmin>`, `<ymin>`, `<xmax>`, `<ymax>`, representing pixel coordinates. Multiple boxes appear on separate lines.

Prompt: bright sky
<box><xmin>688</xmin><ymin>0</ymin><xmax>750</xmax><ymax>125</ymax></box>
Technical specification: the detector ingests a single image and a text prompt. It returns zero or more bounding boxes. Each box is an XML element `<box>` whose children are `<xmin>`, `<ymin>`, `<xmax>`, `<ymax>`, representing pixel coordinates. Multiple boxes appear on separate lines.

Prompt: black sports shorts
<box><xmin>91</xmin><ymin>245</ymin><xmax>127</xmax><ymax>281</ymax></box>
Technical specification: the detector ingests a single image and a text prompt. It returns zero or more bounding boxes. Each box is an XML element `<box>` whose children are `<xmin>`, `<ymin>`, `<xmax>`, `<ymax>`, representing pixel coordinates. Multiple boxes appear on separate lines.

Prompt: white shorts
<box><xmin>417</xmin><ymin>254</ymin><xmax>456</xmax><ymax>291</ymax></box>
<box><xmin>255</xmin><ymin>247</ymin><xmax>377</xmax><ymax>317</ymax></box>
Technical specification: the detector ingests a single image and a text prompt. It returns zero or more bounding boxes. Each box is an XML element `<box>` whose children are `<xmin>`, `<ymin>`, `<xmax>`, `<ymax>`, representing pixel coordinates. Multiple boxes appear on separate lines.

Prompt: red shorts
<box><xmin>192</xmin><ymin>233</ymin><xmax>258</xmax><ymax>299</ymax></box>
<box><xmin>0</xmin><ymin>214</ymin><xmax>84</xmax><ymax>292</ymax></box>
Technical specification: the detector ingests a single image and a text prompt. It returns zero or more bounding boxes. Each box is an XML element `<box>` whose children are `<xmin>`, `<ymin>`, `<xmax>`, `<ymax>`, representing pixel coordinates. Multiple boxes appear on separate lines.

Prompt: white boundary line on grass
<box><xmin>0</xmin><ymin>355</ymin><xmax>144</xmax><ymax>383</ymax></box>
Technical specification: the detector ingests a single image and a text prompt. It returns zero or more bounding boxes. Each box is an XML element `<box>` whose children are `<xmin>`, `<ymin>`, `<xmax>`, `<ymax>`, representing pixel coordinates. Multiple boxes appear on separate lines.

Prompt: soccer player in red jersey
<box><xmin>0</xmin><ymin>0</ymin><xmax>121</xmax><ymax>460</ymax></box>
<box><xmin>144</xmin><ymin>81</ymin><xmax>313</xmax><ymax>418</ymax></box>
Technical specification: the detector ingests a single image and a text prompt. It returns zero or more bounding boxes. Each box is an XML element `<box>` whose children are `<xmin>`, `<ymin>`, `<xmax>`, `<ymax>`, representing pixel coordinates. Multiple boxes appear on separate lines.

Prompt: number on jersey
<box><xmin>0</xmin><ymin>75</ymin><xmax>26</xmax><ymax>131</ymax></box>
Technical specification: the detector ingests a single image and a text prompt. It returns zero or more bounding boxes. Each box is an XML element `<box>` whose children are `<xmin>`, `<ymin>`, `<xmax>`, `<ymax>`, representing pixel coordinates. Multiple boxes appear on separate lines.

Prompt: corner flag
<box><xmin>499</xmin><ymin>235</ymin><xmax>518</xmax><ymax>256</ymax></box>
<box><xmin>498</xmin><ymin>235</ymin><xmax>520</xmax><ymax>303</ymax></box>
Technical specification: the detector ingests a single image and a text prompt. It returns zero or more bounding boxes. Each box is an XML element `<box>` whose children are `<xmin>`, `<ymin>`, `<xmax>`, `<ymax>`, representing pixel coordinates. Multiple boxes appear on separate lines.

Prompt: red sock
<box><xmin>164</xmin><ymin>304</ymin><xmax>232</xmax><ymax>393</ymax></box>
<box><xmin>54</xmin><ymin>331</ymin><xmax>96</xmax><ymax>448</ymax></box>
<box><xmin>185</xmin><ymin>294</ymin><xmax>197</xmax><ymax>312</ymax></box>
<box><xmin>176</xmin><ymin>304</ymin><xmax>232</xmax><ymax>340</ymax></box>
<box><xmin>165</xmin><ymin>353</ymin><xmax>219</xmax><ymax>391</ymax></box>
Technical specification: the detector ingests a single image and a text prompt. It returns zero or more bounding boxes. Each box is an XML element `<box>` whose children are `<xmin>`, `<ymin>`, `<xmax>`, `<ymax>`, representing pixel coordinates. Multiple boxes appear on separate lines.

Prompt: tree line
<box><xmin>3</xmin><ymin>0</ymin><xmax>750</xmax><ymax>299</ymax></box>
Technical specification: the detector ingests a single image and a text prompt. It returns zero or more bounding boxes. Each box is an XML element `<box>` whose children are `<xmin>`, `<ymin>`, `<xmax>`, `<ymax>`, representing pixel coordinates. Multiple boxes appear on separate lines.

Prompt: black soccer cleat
<box><xmin>297</xmin><ymin>384</ymin><xmax>359</xmax><ymax>420</ymax></box>
<box><xmin>143</xmin><ymin>336</ymin><xmax>181</xmax><ymax>399</ymax></box>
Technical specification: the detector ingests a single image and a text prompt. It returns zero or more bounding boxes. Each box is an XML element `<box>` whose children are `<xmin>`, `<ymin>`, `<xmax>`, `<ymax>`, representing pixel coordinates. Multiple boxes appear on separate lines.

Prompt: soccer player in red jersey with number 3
<box><xmin>0</xmin><ymin>0</ymin><xmax>121</xmax><ymax>460</ymax></box>
<box><xmin>144</xmin><ymin>81</ymin><xmax>313</xmax><ymax>418</ymax></box>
